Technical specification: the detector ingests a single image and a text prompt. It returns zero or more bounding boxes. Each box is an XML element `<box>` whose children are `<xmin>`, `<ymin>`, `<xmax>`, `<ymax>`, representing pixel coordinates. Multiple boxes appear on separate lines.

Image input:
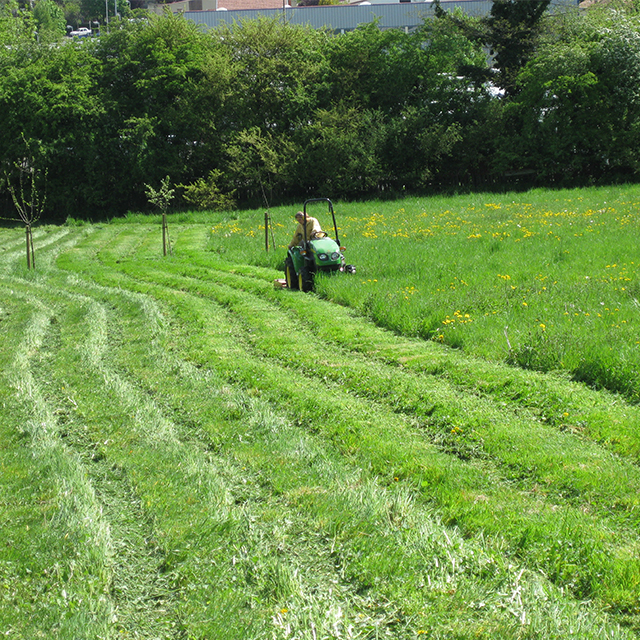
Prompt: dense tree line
<box><xmin>1</xmin><ymin>0</ymin><xmax>640</xmax><ymax>220</ymax></box>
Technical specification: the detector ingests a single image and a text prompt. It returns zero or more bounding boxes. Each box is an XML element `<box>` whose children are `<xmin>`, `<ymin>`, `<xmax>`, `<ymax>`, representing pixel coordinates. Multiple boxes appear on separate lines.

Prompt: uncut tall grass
<box><xmin>205</xmin><ymin>184</ymin><xmax>640</xmax><ymax>402</ymax></box>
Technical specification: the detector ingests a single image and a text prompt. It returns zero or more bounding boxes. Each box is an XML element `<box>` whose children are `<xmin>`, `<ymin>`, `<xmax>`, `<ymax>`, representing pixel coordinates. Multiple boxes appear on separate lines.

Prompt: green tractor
<box><xmin>284</xmin><ymin>198</ymin><xmax>355</xmax><ymax>292</ymax></box>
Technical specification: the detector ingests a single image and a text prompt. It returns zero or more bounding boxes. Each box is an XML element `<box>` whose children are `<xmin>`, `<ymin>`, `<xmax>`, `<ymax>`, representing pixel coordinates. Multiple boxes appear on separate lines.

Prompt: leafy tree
<box><xmin>0</xmin><ymin>0</ymin><xmax>36</xmax><ymax>51</ymax></box>
<box><xmin>382</xmin><ymin>107</ymin><xmax>463</xmax><ymax>190</ymax></box>
<box><xmin>214</xmin><ymin>18</ymin><xmax>333</xmax><ymax>203</ymax></box>
<box><xmin>224</xmin><ymin>127</ymin><xmax>299</xmax><ymax>206</ymax></box>
<box><xmin>145</xmin><ymin>175</ymin><xmax>174</xmax><ymax>255</ymax></box>
<box><xmin>3</xmin><ymin>139</ymin><xmax>47</xmax><ymax>270</ymax></box>
<box><xmin>494</xmin><ymin>11</ymin><xmax>640</xmax><ymax>182</ymax></box>
<box><xmin>0</xmin><ymin>34</ymin><xmax>103</xmax><ymax>219</ymax></box>
<box><xmin>417</xmin><ymin>6</ymin><xmax>488</xmax><ymax>75</ymax></box>
<box><xmin>91</xmin><ymin>12</ymin><xmax>237</xmax><ymax>212</ymax></box>
<box><xmin>332</xmin><ymin>16</ymin><xmax>482</xmax><ymax>113</ymax></box>
<box><xmin>81</xmin><ymin>0</ymin><xmax>129</xmax><ymax>23</ymax></box>
<box><xmin>403</xmin><ymin>13</ymin><xmax>497</xmax><ymax>186</ymax></box>
<box><xmin>33</xmin><ymin>0</ymin><xmax>66</xmax><ymax>42</ymax></box>
<box><xmin>63</xmin><ymin>0</ymin><xmax>82</xmax><ymax>28</ymax></box>
<box><xmin>179</xmin><ymin>170</ymin><xmax>235</xmax><ymax>211</ymax></box>
<box><xmin>87</xmin><ymin>14</ymin><xmax>205</xmax><ymax>211</ymax></box>
<box><xmin>325</xmin><ymin>22</ymin><xmax>411</xmax><ymax>112</ymax></box>
<box><xmin>485</xmin><ymin>0</ymin><xmax>552</xmax><ymax>95</ymax></box>
<box><xmin>435</xmin><ymin>0</ymin><xmax>552</xmax><ymax>95</ymax></box>
<box><xmin>218</xmin><ymin>18</ymin><xmax>331</xmax><ymax>132</ymax></box>
<box><xmin>291</xmin><ymin>104</ymin><xmax>385</xmax><ymax>198</ymax></box>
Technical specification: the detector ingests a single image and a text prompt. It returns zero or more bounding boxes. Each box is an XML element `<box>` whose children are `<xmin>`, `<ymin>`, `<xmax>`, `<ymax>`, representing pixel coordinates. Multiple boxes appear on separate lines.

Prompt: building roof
<box><xmin>176</xmin><ymin>0</ymin><xmax>577</xmax><ymax>31</ymax></box>
<box><xmin>218</xmin><ymin>0</ymin><xmax>286</xmax><ymax>9</ymax></box>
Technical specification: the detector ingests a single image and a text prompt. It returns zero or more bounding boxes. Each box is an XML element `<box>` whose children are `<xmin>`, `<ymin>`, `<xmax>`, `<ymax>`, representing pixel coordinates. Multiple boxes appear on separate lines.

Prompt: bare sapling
<box><xmin>145</xmin><ymin>176</ymin><xmax>175</xmax><ymax>256</ymax></box>
<box><xmin>4</xmin><ymin>154</ymin><xmax>47</xmax><ymax>270</ymax></box>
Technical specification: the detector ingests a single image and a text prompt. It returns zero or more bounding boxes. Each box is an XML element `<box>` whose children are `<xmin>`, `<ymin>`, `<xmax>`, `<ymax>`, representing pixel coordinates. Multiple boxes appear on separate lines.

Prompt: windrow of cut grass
<box><xmin>0</xmin><ymin>281</ymin><xmax>115</xmax><ymax>637</ymax></box>
<box><xmin>80</xmin><ymin>242</ymin><xmax>640</xmax><ymax>615</ymax></box>
<box><xmin>68</xmin><ymin>225</ymin><xmax>640</xmax><ymax>620</ymax></box>
<box><xmin>1</xmin><ymin>186</ymin><xmax>640</xmax><ymax>639</ymax></box>
<box><xmin>0</xmin><ymin>227</ymin><xmax>587</xmax><ymax>639</ymax></box>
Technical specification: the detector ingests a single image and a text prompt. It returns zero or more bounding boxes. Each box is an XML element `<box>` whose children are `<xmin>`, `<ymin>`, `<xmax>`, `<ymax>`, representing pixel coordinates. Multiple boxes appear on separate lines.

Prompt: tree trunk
<box><xmin>162</xmin><ymin>212</ymin><xmax>168</xmax><ymax>256</ymax></box>
<box><xmin>25</xmin><ymin>225</ymin><xmax>34</xmax><ymax>270</ymax></box>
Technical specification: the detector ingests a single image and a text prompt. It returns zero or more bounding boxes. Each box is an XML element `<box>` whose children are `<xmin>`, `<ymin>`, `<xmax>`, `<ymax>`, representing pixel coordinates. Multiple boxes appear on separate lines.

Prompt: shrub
<box><xmin>179</xmin><ymin>170</ymin><xmax>236</xmax><ymax>212</ymax></box>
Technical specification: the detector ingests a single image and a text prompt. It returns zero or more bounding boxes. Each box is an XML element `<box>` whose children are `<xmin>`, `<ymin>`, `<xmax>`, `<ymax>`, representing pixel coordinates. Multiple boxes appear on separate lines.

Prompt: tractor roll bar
<box><xmin>302</xmin><ymin>198</ymin><xmax>340</xmax><ymax>247</ymax></box>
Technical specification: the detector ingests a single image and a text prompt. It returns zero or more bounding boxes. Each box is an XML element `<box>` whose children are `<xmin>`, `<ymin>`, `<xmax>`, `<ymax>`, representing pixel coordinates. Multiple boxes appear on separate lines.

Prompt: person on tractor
<box><xmin>288</xmin><ymin>211</ymin><xmax>323</xmax><ymax>249</ymax></box>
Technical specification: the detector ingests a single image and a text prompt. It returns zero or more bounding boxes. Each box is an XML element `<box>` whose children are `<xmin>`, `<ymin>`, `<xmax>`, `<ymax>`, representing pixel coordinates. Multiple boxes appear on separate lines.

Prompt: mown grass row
<box><xmin>82</xmin><ymin>236</ymin><xmax>640</xmax><ymax>615</ymax></box>
<box><xmin>0</xmin><ymin>275</ymin><xmax>115</xmax><ymax>635</ymax></box>
<box><xmin>0</xmin><ymin>216</ymin><xmax>638</xmax><ymax>638</ymax></box>
<box><xmin>65</xmin><ymin>225</ymin><xmax>640</xmax><ymax>629</ymax></box>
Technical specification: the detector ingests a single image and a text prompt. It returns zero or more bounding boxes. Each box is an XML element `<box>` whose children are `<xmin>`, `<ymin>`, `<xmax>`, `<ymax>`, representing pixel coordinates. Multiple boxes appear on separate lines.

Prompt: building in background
<box><xmin>148</xmin><ymin>0</ymin><xmax>578</xmax><ymax>33</ymax></box>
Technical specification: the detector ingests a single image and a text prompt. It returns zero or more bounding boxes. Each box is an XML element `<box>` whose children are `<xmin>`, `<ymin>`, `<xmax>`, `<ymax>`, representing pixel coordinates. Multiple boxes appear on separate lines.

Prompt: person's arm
<box><xmin>308</xmin><ymin>217</ymin><xmax>322</xmax><ymax>237</ymax></box>
<box><xmin>306</xmin><ymin>218</ymin><xmax>319</xmax><ymax>238</ymax></box>
<box><xmin>289</xmin><ymin>223</ymin><xmax>302</xmax><ymax>248</ymax></box>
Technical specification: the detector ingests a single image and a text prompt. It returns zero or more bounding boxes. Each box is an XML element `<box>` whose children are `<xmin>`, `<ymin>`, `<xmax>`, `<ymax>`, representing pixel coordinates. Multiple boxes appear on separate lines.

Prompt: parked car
<box><xmin>69</xmin><ymin>27</ymin><xmax>92</xmax><ymax>37</ymax></box>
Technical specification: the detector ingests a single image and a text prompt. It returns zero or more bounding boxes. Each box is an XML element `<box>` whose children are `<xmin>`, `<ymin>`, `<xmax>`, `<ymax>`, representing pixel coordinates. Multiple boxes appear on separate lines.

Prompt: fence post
<box><xmin>29</xmin><ymin>226</ymin><xmax>35</xmax><ymax>269</ymax></box>
<box><xmin>265</xmin><ymin>211</ymin><xmax>269</xmax><ymax>252</ymax></box>
<box><xmin>162</xmin><ymin>212</ymin><xmax>169</xmax><ymax>256</ymax></box>
<box><xmin>25</xmin><ymin>225</ymin><xmax>32</xmax><ymax>270</ymax></box>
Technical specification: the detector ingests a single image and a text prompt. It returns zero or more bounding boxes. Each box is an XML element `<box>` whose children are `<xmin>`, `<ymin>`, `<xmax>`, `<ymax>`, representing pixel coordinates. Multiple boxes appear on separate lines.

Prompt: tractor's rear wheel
<box><xmin>298</xmin><ymin>264</ymin><xmax>314</xmax><ymax>292</ymax></box>
<box><xmin>285</xmin><ymin>258</ymin><xmax>299</xmax><ymax>290</ymax></box>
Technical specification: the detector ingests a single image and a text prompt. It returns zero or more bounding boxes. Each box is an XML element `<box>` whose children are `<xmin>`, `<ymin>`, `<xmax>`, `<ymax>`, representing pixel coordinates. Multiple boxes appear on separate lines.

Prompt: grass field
<box><xmin>1</xmin><ymin>184</ymin><xmax>640</xmax><ymax>639</ymax></box>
